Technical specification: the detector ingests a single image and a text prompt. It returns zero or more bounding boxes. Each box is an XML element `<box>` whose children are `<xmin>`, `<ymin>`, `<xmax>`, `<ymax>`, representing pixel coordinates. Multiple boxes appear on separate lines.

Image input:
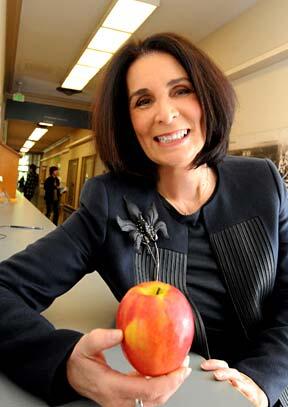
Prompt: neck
<box><xmin>157</xmin><ymin>164</ymin><xmax>215</xmax><ymax>215</ymax></box>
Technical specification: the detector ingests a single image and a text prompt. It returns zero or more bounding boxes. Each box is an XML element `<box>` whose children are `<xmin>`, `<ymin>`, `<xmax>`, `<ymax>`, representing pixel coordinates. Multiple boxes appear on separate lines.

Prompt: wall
<box><xmin>0</xmin><ymin>0</ymin><xmax>6</xmax><ymax>141</ymax></box>
<box><xmin>0</xmin><ymin>143</ymin><xmax>19</xmax><ymax>198</ymax></box>
<box><xmin>198</xmin><ymin>0</ymin><xmax>288</xmax><ymax>153</ymax></box>
<box><xmin>199</xmin><ymin>0</ymin><xmax>288</xmax><ymax>71</ymax></box>
<box><xmin>41</xmin><ymin>128</ymin><xmax>106</xmax><ymax>208</ymax></box>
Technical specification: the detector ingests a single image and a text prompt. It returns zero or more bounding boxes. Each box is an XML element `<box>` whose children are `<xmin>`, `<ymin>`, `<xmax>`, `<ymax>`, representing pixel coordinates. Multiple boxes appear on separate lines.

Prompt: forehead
<box><xmin>126</xmin><ymin>52</ymin><xmax>188</xmax><ymax>91</ymax></box>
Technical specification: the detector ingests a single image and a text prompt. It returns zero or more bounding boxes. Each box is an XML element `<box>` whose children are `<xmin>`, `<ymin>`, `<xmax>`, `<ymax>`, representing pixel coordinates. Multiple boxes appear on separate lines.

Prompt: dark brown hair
<box><xmin>93</xmin><ymin>32</ymin><xmax>236</xmax><ymax>177</ymax></box>
<box><xmin>49</xmin><ymin>166</ymin><xmax>58</xmax><ymax>176</ymax></box>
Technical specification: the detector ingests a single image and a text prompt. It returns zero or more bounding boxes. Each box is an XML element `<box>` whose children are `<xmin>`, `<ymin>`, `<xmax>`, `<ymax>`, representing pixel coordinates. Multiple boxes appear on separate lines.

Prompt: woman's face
<box><xmin>127</xmin><ymin>52</ymin><xmax>206</xmax><ymax>170</ymax></box>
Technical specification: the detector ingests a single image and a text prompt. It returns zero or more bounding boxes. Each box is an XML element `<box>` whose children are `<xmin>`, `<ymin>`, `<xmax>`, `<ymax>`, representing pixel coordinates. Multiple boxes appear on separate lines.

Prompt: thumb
<box><xmin>83</xmin><ymin>329</ymin><xmax>123</xmax><ymax>356</ymax></box>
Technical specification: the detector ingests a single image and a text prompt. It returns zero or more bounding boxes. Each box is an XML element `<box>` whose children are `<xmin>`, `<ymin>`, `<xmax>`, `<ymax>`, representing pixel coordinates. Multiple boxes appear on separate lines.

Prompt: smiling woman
<box><xmin>0</xmin><ymin>32</ymin><xmax>287</xmax><ymax>407</ymax></box>
<box><xmin>95</xmin><ymin>32</ymin><xmax>235</xmax><ymax>179</ymax></box>
<box><xmin>127</xmin><ymin>52</ymin><xmax>205</xmax><ymax>170</ymax></box>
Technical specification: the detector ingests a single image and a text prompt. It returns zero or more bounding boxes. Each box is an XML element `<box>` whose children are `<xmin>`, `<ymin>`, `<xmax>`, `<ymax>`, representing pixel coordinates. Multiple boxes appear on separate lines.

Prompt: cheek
<box><xmin>190</xmin><ymin>103</ymin><xmax>206</xmax><ymax>140</ymax></box>
<box><xmin>130</xmin><ymin>112</ymin><xmax>150</xmax><ymax>142</ymax></box>
<box><xmin>193</xmin><ymin>103</ymin><xmax>203</xmax><ymax>125</ymax></box>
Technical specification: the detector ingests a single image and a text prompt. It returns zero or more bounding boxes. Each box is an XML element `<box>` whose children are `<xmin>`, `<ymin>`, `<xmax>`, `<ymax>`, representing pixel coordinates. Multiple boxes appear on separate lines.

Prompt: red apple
<box><xmin>116</xmin><ymin>281</ymin><xmax>194</xmax><ymax>376</ymax></box>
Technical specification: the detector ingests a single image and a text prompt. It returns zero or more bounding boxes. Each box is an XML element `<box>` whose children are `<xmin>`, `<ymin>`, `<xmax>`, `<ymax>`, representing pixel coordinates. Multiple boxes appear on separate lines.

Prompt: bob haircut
<box><xmin>93</xmin><ymin>32</ymin><xmax>236</xmax><ymax>178</ymax></box>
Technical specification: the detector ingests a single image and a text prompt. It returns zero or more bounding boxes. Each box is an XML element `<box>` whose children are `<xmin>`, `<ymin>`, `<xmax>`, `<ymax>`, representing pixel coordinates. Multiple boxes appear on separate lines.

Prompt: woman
<box><xmin>0</xmin><ymin>33</ymin><xmax>287</xmax><ymax>407</ymax></box>
<box><xmin>44</xmin><ymin>166</ymin><xmax>61</xmax><ymax>225</ymax></box>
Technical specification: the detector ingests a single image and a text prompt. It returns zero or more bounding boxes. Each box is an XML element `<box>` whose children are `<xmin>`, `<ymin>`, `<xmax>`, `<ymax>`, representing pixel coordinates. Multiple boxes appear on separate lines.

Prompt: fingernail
<box><xmin>182</xmin><ymin>355</ymin><xmax>190</xmax><ymax>368</ymax></box>
<box><xmin>111</xmin><ymin>329</ymin><xmax>123</xmax><ymax>340</ymax></box>
<box><xmin>200</xmin><ymin>360</ymin><xmax>208</xmax><ymax>368</ymax></box>
<box><xmin>214</xmin><ymin>371</ymin><xmax>224</xmax><ymax>380</ymax></box>
<box><xmin>184</xmin><ymin>368</ymin><xmax>192</xmax><ymax>379</ymax></box>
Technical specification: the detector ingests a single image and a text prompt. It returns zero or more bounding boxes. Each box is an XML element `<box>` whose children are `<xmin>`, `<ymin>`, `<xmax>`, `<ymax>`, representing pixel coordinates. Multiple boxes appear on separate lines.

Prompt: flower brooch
<box><xmin>116</xmin><ymin>198</ymin><xmax>169</xmax><ymax>281</ymax></box>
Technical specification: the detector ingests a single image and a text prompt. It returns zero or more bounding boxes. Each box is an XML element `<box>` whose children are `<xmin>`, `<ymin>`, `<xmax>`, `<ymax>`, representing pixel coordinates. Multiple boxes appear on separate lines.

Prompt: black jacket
<box><xmin>44</xmin><ymin>176</ymin><xmax>60</xmax><ymax>203</ymax></box>
<box><xmin>0</xmin><ymin>156</ymin><xmax>287</xmax><ymax>406</ymax></box>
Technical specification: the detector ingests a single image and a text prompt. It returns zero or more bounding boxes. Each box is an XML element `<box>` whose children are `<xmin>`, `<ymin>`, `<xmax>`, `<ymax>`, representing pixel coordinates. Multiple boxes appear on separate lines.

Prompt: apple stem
<box><xmin>156</xmin><ymin>287</ymin><xmax>161</xmax><ymax>295</ymax></box>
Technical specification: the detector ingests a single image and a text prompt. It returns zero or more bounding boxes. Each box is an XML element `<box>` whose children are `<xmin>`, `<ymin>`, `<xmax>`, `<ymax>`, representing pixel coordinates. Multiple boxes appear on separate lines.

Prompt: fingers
<box><xmin>201</xmin><ymin>359</ymin><xmax>268</xmax><ymax>407</ymax></box>
<box><xmin>67</xmin><ymin>329</ymin><xmax>191</xmax><ymax>407</ymax></box>
<box><xmin>109</xmin><ymin>364</ymin><xmax>191</xmax><ymax>402</ymax></box>
<box><xmin>201</xmin><ymin>359</ymin><xmax>229</xmax><ymax>370</ymax></box>
<box><xmin>81</xmin><ymin>329</ymin><xmax>123</xmax><ymax>358</ymax></box>
<box><xmin>213</xmin><ymin>367</ymin><xmax>245</xmax><ymax>382</ymax></box>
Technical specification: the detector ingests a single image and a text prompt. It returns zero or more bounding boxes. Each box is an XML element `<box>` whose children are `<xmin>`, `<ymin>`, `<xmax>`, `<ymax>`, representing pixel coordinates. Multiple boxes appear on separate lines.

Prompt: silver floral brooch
<box><xmin>116</xmin><ymin>198</ymin><xmax>169</xmax><ymax>281</ymax></box>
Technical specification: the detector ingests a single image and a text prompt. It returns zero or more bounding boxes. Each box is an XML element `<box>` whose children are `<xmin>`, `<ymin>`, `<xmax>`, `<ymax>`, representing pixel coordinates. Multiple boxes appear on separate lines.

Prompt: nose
<box><xmin>155</xmin><ymin>99</ymin><xmax>179</xmax><ymax>124</ymax></box>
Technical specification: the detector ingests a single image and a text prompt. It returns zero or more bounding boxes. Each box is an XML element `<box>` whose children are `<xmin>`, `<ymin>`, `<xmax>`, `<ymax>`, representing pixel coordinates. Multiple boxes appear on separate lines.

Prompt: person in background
<box><xmin>17</xmin><ymin>176</ymin><xmax>25</xmax><ymax>193</ymax></box>
<box><xmin>0</xmin><ymin>32</ymin><xmax>287</xmax><ymax>407</ymax></box>
<box><xmin>23</xmin><ymin>164</ymin><xmax>39</xmax><ymax>201</ymax></box>
<box><xmin>44</xmin><ymin>166</ymin><xmax>60</xmax><ymax>225</ymax></box>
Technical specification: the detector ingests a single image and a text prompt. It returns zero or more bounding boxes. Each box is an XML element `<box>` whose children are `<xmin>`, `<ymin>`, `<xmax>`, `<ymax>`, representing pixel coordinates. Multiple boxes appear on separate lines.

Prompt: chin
<box><xmin>158</xmin><ymin>157</ymin><xmax>196</xmax><ymax>170</ymax></box>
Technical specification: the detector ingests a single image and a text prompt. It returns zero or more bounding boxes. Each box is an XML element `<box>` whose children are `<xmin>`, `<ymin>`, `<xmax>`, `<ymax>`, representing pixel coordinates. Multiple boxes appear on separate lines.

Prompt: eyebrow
<box><xmin>128</xmin><ymin>77</ymin><xmax>191</xmax><ymax>104</ymax></box>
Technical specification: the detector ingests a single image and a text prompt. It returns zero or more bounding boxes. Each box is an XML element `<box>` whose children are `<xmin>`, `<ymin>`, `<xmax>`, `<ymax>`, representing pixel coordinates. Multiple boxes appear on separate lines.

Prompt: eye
<box><xmin>174</xmin><ymin>86</ymin><xmax>193</xmax><ymax>96</ymax></box>
<box><xmin>135</xmin><ymin>97</ymin><xmax>153</xmax><ymax>108</ymax></box>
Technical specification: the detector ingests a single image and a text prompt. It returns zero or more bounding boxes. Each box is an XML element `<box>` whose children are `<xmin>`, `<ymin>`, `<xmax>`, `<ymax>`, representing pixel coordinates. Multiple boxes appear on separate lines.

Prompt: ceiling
<box><xmin>5</xmin><ymin>0</ymin><xmax>257</xmax><ymax>153</ymax></box>
<box><xmin>7</xmin><ymin>119</ymin><xmax>73</xmax><ymax>153</ymax></box>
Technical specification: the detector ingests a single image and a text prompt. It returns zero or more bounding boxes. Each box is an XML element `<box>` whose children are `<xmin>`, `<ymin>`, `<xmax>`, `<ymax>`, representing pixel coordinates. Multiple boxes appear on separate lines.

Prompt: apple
<box><xmin>116</xmin><ymin>281</ymin><xmax>194</xmax><ymax>376</ymax></box>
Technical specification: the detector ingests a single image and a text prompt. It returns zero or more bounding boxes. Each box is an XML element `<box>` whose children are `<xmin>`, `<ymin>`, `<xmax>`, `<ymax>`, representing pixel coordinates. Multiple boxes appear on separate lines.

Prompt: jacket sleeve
<box><xmin>233</xmin><ymin>160</ymin><xmax>288</xmax><ymax>407</ymax></box>
<box><xmin>0</xmin><ymin>177</ymin><xmax>108</xmax><ymax>405</ymax></box>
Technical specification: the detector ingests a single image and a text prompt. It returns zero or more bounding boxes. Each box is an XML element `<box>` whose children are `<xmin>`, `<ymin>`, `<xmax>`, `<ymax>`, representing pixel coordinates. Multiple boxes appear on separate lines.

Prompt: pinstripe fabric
<box><xmin>135</xmin><ymin>247</ymin><xmax>186</xmax><ymax>285</ymax></box>
<box><xmin>135</xmin><ymin>247</ymin><xmax>210</xmax><ymax>358</ymax></box>
<box><xmin>210</xmin><ymin>217</ymin><xmax>275</xmax><ymax>336</ymax></box>
<box><xmin>279</xmin><ymin>387</ymin><xmax>288</xmax><ymax>406</ymax></box>
<box><xmin>210</xmin><ymin>217</ymin><xmax>288</xmax><ymax>406</ymax></box>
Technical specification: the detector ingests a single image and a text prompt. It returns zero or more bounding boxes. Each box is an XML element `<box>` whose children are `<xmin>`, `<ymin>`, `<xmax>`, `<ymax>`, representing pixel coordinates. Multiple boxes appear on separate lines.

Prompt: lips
<box><xmin>154</xmin><ymin>129</ymin><xmax>190</xmax><ymax>144</ymax></box>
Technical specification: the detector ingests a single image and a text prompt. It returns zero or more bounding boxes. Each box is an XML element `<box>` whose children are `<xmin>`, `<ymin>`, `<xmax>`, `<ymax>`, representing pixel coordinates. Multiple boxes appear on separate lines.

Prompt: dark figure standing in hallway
<box><xmin>23</xmin><ymin>164</ymin><xmax>39</xmax><ymax>201</ymax></box>
<box><xmin>17</xmin><ymin>176</ymin><xmax>25</xmax><ymax>193</ymax></box>
<box><xmin>44</xmin><ymin>166</ymin><xmax>60</xmax><ymax>225</ymax></box>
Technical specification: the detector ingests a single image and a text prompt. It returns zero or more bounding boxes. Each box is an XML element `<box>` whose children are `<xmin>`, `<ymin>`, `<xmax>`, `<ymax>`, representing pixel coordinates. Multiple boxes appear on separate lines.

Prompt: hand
<box><xmin>201</xmin><ymin>359</ymin><xmax>268</xmax><ymax>407</ymax></box>
<box><xmin>67</xmin><ymin>328</ymin><xmax>192</xmax><ymax>407</ymax></box>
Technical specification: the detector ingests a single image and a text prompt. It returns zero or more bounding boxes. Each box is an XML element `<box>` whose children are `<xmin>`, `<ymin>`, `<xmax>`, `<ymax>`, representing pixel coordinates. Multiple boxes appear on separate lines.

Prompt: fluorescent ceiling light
<box><xmin>88</xmin><ymin>27</ymin><xmax>131</xmax><ymax>53</ymax></box>
<box><xmin>29</xmin><ymin>127</ymin><xmax>48</xmax><ymax>142</ymax></box>
<box><xmin>38</xmin><ymin>122</ymin><xmax>53</xmax><ymax>127</ymax></box>
<box><xmin>61</xmin><ymin>0</ymin><xmax>159</xmax><ymax>91</ymax></box>
<box><xmin>23</xmin><ymin>140</ymin><xmax>35</xmax><ymax>149</ymax></box>
<box><xmin>103</xmin><ymin>0</ymin><xmax>157</xmax><ymax>33</ymax></box>
<box><xmin>62</xmin><ymin>65</ymin><xmax>100</xmax><ymax>90</ymax></box>
<box><xmin>20</xmin><ymin>147</ymin><xmax>29</xmax><ymax>153</ymax></box>
<box><xmin>77</xmin><ymin>49</ymin><xmax>112</xmax><ymax>69</ymax></box>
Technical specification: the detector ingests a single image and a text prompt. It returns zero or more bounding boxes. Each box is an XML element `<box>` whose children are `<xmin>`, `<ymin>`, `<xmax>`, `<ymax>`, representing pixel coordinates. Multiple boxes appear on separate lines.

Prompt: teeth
<box><xmin>157</xmin><ymin>129</ymin><xmax>188</xmax><ymax>143</ymax></box>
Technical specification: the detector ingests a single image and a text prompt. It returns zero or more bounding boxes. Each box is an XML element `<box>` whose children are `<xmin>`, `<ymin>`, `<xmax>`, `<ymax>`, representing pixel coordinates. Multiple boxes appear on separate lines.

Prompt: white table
<box><xmin>0</xmin><ymin>345</ymin><xmax>251</xmax><ymax>406</ymax></box>
<box><xmin>0</xmin><ymin>192</ymin><xmax>55</xmax><ymax>262</ymax></box>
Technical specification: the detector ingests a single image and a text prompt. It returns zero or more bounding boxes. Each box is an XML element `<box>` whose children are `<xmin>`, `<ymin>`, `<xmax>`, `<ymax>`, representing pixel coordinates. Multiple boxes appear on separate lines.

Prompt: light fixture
<box><xmin>29</xmin><ymin>127</ymin><xmax>48</xmax><ymax>142</ymax></box>
<box><xmin>38</xmin><ymin>122</ymin><xmax>53</xmax><ymax>127</ymax></box>
<box><xmin>23</xmin><ymin>140</ymin><xmax>35</xmax><ymax>149</ymax></box>
<box><xmin>88</xmin><ymin>27</ymin><xmax>131</xmax><ymax>53</ymax></box>
<box><xmin>62</xmin><ymin>65</ymin><xmax>100</xmax><ymax>91</ymax></box>
<box><xmin>61</xmin><ymin>0</ymin><xmax>159</xmax><ymax>91</ymax></box>
<box><xmin>20</xmin><ymin>123</ymin><xmax>51</xmax><ymax>154</ymax></box>
<box><xmin>103</xmin><ymin>0</ymin><xmax>158</xmax><ymax>33</ymax></box>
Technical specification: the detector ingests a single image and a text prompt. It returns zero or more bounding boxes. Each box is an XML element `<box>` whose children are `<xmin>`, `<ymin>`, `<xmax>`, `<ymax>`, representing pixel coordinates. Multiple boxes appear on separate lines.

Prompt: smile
<box><xmin>154</xmin><ymin>129</ymin><xmax>190</xmax><ymax>144</ymax></box>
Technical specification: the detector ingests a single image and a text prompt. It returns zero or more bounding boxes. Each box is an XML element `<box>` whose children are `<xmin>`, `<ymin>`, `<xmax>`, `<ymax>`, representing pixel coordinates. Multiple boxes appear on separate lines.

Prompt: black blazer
<box><xmin>44</xmin><ymin>176</ymin><xmax>60</xmax><ymax>203</ymax></box>
<box><xmin>0</xmin><ymin>156</ymin><xmax>287</xmax><ymax>406</ymax></box>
